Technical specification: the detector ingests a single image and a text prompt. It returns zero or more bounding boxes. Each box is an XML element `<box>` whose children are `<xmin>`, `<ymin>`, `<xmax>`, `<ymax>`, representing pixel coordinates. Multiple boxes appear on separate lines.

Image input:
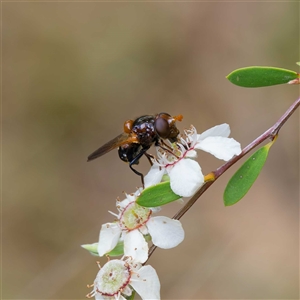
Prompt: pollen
<box><xmin>119</xmin><ymin>202</ymin><xmax>151</xmax><ymax>231</ymax></box>
<box><xmin>93</xmin><ymin>260</ymin><xmax>131</xmax><ymax>297</ymax></box>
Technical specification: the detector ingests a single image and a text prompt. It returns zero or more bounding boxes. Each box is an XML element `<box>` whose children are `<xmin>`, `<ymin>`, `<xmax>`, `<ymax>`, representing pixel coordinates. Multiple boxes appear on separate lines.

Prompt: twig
<box><xmin>147</xmin><ymin>97</ymin><xmax>300</xmax><ymax>260</ymax></box>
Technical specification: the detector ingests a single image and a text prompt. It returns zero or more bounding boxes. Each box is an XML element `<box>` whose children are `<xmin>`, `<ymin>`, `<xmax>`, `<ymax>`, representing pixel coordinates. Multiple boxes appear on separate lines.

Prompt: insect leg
<box><xmin>129</xmin><ymin>147</ymin><xmax>149</xmax><ymax>187</ymax></box>
<box><xmin>144</xmin><ymin>152</ymin><xmax>154</xmax><ymax>166</ymax></box>
<box><xmin>155</xmin><ymin>140</ymin><xmax>180</xmax><ymax>158</ymax></box>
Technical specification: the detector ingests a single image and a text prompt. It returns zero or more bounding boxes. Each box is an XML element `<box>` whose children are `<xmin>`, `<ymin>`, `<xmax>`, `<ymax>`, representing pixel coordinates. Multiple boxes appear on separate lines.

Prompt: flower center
<box><xmin>94</xmin><ymin>260</ymin><xmax>131</xmax><ymax>296</ymax></box>
<box><xmin>165</xmin><ymin>146</ymin><xmax>195</xmax><ymax>168</ymax></box>
<box><xmin>119</xmin><ymin>202</ymin><xmax>151</xmax><ymax>231</ymax></box>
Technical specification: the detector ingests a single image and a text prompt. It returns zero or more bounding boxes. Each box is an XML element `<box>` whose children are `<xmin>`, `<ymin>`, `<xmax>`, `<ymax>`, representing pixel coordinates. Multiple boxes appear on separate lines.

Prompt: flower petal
<box><xmin>121</xmin><ymin>285</ymin><xmax>132</xmax><ymax>300</ymax></box>
<box><xmin>197</xmin><ymin>123</ymin><xmax>230</xmax><ymax>141</ymax></box>
<box><xmin>185</xmin><ymin>149</ymin><xmax>197</xmax><ymax>158</ymax></box>
<box><xmin>98</xmin><ymin>223</ymin><xmax>121</xmax><ymax>256</ymax></box>
<box><xmin>122</xmin><ymin>285</ymin><xmax>133</xmax><ymax>297</ymax></box>
<box><xmin>123</xmin><ymin>230</ymin><xmax>149</xmax><ymax>263</ymax></box>
<box><xmin>149</xmin><ymin>206</ymin><xmax>162</xmax><ymax>214</ymax></box>
<box><xmin>126</xmin><ymin>189</ymin><xmax>141</xmax><ymax>202</ymax></box>
<box><xmin>144</xmin><ymin>165</ymin><xmax>165</xmax><ymax>188</ymax></box>
<box><xmin>147</xmin><ymin>216</ymin><xmax>185</xmax><ymax>249</ymax></box>
<box><xmin>130</xmin><ymin>265</ymin><xmax>161</xmax><ymax>300</ymax></box>
<box><xmin>195</xmin><ymin>136</ymin><xmax>241</xmax><ymax>161</ymax></box>
<box><xmin>168</xmin><ymin>159</ymin><xmax>204</xmax><ymax>197</ymax></box>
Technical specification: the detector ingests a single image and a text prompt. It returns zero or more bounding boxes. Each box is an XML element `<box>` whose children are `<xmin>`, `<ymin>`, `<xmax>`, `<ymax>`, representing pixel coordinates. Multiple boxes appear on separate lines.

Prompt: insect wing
<box><xmin>87</xmin><ymin>132</ymin><xmax>131</xmax><ymax>161</ymax></box>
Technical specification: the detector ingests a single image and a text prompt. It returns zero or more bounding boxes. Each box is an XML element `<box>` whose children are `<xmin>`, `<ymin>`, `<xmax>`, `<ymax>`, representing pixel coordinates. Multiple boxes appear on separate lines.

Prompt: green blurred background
<box><xmin>2</xmin><ymin>2</ymin><xmax>299</xmax><ymax>299</ymax></box>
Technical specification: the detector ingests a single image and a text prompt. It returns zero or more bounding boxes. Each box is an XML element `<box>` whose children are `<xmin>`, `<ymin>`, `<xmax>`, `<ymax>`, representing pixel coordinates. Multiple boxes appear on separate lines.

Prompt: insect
<box><xmin>87</xmin><ymin>113</ymin><xmax>183</xmax><ymax>185</ymax></box>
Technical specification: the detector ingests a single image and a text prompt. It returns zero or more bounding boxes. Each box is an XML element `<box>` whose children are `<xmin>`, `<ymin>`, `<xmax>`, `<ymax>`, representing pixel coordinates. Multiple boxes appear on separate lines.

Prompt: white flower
<box><xmin>86</xmin><ymin>258</ymin><xmax>160</xmax><ymax>300</ymax></box>
<box><xmin>97</xmin><ymin>191</ymin><xmax>185</xmax><ymax>263</ymax></box>
<box><xmin>144</xmin><ymin>123</ymin><xmax>242</xmax><ymax>197</ymax></box>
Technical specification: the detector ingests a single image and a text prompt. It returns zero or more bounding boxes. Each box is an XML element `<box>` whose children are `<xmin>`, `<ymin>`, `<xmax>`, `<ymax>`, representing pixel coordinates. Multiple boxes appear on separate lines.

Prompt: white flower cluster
<box><xmin>86</xmin><ymin>123</ymin><xmax>241</xmax><ymax>300</ymax></box>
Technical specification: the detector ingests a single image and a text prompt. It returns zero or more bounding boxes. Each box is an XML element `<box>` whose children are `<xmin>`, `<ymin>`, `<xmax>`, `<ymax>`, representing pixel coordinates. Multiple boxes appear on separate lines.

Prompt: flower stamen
<box><xmin>119</xmin><ymin>202</ymin><xmax>152</xmax><ymax>231</ymax></box>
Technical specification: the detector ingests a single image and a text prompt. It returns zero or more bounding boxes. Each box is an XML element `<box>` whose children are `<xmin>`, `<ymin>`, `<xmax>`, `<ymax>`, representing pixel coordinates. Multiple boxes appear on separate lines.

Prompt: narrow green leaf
<box><xmin>224</xmin><ymin>144</ymin><xmax>272</xmax><ymax>206</ymax></box>
<box><xmin>107</xmin><ymin>241</ymin><xmax>124</xmax><ymax>257</ymax></box>
<box><xmin>136</xmin><ymin>181</ymin><xmax>181</xmax><ymax>207</ymax></box>
<box><xmin>81</xmin><ymin>243</ymin><xmax>99</xmax><ymax>256</ymax></box>
<box><xmin>227</xmin><ymin>66</ymin><xmax>298</xmax><ymax>87</ymax></box>
<box><xmin>81</xmin><ymin>241</ymin><xmax>125</xmax><ymax>257</ymax></box>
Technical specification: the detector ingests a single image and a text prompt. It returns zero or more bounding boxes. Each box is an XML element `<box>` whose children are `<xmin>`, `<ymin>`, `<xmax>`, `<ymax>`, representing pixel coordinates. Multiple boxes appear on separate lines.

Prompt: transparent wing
<box><xmin>87</xmin><ymin>132</ymin><xmax>131</xmax><ymax>161</ymax></box>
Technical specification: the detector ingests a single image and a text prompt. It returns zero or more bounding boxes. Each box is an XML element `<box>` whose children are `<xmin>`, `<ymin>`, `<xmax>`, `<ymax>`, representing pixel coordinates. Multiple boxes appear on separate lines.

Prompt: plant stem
<box><xmin>147</xmin><ymin>97</ymin><xmax>300</xmax><ymax>260</ymax></box>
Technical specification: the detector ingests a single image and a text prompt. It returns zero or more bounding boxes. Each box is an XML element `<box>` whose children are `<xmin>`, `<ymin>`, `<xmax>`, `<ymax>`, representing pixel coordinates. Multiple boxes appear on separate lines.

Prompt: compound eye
<box><xmin>155</xmin><ymin>116</ymin><xmax>170</xmax><ymax>138</ymax></box>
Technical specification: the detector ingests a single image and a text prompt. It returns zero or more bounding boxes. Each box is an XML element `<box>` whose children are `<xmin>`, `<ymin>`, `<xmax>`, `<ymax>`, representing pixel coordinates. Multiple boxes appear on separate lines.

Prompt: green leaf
<box><xmin>224</xmin><ymin>144</ymin><xmax>272</xmax><ymax>206</ymax></box>
<box><xmin>226</xmin><ymin>66</ymin><xmax>298</xmax><ymax>87</ymax></box>
<box><xmin>107</xmin><ymin>241</ymin><xmax>124</xmax><ymax>257</ymax></box>
<box><xmin>81</xmin><ymin>243</ymin><xmax>99</xmax><ymax>256</ymax></box>
<box><xmin>296</xmin><ymin>62</ymin><xmax>300</xmax><ymax>66</ymax></box>
<box><xmin>81</xmin><ymin>241</ymin><xmax>125</xmax><ymax>257</ymax></box>
<box><xmin>136</xmin><ymin>181</ymin><xmax>181</xmax><ymax>207</ymax></box>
